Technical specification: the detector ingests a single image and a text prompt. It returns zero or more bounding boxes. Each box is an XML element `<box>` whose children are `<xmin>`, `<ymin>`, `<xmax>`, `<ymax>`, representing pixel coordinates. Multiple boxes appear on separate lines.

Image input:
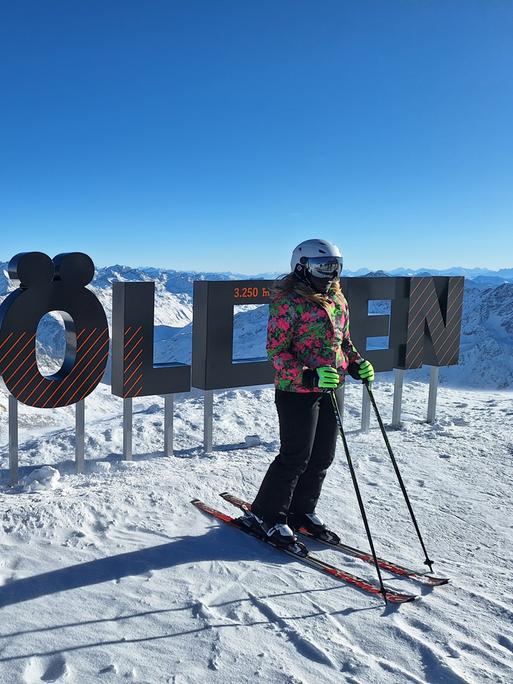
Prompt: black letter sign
<box><xmin>0</xmin><ymin>252</ymin><xmax>109</xmax><ymax>408</ymax></box>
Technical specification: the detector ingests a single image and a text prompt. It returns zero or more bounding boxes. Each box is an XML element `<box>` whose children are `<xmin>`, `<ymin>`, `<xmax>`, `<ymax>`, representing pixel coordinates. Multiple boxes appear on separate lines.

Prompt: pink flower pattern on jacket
<box><xmin>266</xmin><ymin>286</ymin><xmax>363</xmax><ymax>393</ymax></box>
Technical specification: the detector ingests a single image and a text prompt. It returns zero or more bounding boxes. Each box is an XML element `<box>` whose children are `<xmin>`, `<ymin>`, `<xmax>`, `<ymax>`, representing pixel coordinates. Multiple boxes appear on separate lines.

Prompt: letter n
<box><xmin>404</xmin><ymin>277</ymin><xmax>464</xmax><ymax>369</ymax></box>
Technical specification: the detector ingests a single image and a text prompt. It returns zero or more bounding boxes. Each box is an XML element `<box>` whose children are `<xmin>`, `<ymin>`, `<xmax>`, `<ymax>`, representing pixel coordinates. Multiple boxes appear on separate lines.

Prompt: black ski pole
<box><xmin>363</xmin><ymin>382</ymin><xmax>434</xmax><ymax>572</ymax></box>
<box><xmin>330</xmin><ymin>390</ymin><xmax>388</xmax><ymax>603</ymax></box>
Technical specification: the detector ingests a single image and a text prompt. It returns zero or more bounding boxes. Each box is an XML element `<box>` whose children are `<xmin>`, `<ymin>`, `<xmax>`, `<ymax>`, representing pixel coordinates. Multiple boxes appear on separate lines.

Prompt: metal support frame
<box><xmin>9</xmin><ymin>394</ymin><xmax>18</xmax><ymax>486</ymax></box>
<box><xmin>75</xmin><ymin>399</ymin><xmax>85</xmax><ymax>473</ymax></box>
<box><xmin>2</xmin><ymin>369</ymin><xmax>444</xmax><ymax>487</ymax></box>
<box><xmin>204</xmin><ymin>390</ymin><xmax>214</xmax><ymax>453</ymax></box>
<box><xmin>123</xmin><ymin>397</ymin><xmax>133</xmax><ymax>460</ymax></box>
<box><xmin>427</xmin><ymin>366</ymin><xmax>439</xmax><ymax>424</ymax></box>
<box><xmin>392</xmin><ymin>368</ymin><xmax>405</xmax><ymax>428</ymax></box>
<box><xmin>361</xmin><ymin>383</ymin><xmax>371</xmax><ymax>433</ymax></box>
<box><xmin>164</xmin><ymin>394</ymin><xmax>174</xmax><ymax>457</ymax></box>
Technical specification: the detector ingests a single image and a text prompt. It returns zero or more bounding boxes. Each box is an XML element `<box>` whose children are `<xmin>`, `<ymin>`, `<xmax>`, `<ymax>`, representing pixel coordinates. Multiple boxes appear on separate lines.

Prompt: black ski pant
<box><xmin>252</xmin><ymin>387</ymin><xmax>343</xmax><ymax>525</ymax></box>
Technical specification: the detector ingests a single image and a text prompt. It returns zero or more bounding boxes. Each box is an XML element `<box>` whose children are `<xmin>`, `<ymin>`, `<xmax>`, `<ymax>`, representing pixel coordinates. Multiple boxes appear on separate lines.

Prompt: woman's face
<box><xmin>309</xmin><ymin>274</ymin><xmax>335</xmax><ymax>294</ymax></box>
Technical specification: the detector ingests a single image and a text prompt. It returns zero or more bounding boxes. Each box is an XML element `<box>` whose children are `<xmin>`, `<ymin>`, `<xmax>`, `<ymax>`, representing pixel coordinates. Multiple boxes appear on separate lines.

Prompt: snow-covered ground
<box><xmin>1</xmin><ymin>379</ymin><xmax>512</xmax><ymax>683</ymax></box>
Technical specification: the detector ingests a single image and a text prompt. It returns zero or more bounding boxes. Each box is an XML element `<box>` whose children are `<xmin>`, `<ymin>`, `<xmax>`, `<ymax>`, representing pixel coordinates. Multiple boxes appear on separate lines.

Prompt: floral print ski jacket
<box><xmin>266</xmin><ymin>285</ymin><xmax>363</xmax><ymax>393</ymax></box>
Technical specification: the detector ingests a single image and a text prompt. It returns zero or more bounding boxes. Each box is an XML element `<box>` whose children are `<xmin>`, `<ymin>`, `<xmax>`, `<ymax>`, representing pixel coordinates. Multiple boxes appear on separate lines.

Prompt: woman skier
<box><xmin>248</xmin><ymin>238</ymin><xmax>374</xmax><ymax>548</ymax></box>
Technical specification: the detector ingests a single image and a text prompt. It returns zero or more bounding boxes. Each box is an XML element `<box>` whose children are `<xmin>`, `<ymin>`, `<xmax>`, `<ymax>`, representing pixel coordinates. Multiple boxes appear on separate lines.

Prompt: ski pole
<box><xmin>363</xmin><ymin>381</ymin><xmax>434</xmax><ymax>572</ymax></box>
<box><xmin>330</xmin><ymin>390</ymin><xmax>388</xmax><ymax>603</ymax></box>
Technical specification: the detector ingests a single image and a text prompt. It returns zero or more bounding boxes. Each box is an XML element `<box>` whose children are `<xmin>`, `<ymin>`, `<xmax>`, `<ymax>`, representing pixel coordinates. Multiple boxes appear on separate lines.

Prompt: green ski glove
<box><xmin>315</xmin><ymin>366</ymin><xmax>340</xmax><ymax>389</ymax></box>
<box><xmin>357</xmin><ymin>360</ymin><xmax>374</xmax><ymax>383</ymax></box>
<box><xmin>348</xmin><ymin>360</ymin><xmax>375</xmax><ymax>383</ymax></box>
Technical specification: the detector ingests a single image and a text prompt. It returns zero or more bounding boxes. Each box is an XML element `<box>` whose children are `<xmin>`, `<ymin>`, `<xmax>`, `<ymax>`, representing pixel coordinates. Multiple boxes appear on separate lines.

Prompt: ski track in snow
<box><xmin>0</xmin><ymin>381</ymin><xmax>512</xmax><ymax>683</ymax></box>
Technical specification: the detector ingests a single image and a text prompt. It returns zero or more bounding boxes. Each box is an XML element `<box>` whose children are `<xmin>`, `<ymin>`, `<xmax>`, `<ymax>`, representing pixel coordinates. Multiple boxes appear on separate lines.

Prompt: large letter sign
<box><xmin>0</xmin><ymin>251</ymin><xmax>465</xmax><ymax>405</ymax></box>
<box><xmin>0</xmin><ymin>252</ymin><xmax>109</xmax><ymax>407</ymax></box>
<box><xmin>0</xmin><ymin>251</ymin><xmax>466</xmax><ymax>483</ymax></box>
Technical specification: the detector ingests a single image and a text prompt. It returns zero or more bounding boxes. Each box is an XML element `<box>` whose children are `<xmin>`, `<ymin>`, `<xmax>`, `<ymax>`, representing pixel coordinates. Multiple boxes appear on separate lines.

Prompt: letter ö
<box><xmin>0</xmin><ymin>252</ymin><xmax>109</xmax><ymax>408</ymax></box>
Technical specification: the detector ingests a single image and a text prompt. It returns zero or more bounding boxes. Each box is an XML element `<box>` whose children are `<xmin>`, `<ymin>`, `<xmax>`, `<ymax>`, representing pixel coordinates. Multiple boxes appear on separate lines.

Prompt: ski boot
<box><xmin>289</xmin><ymin>512</ymin><xmax>341</xmax><ymax>544</ymax></box>
<box><xmin>241</xmin><ymin>510</ymin><xmax>308</xmax><ymax>556</ymax></box>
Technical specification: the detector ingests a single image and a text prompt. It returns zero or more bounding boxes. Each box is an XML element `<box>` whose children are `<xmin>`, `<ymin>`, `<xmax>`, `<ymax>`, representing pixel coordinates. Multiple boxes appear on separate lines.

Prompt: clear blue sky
<box><xmin>1</xmin><ymin>1</ymin><xmax>512</xmax><ymax>274</ymax></box>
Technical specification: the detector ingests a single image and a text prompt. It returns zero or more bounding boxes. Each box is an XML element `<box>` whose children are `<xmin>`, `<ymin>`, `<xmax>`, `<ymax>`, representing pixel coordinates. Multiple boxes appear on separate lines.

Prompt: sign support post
<box><xmin>204</xmin><ymin>390</ymin><xmax>214</xmax><ymax>453</ymax></box>
<box><xmin>427</xmin><ymin>366</ymin><xmax>439</xmax><ymax>424</ymax></box>
<box><xmin>392</xmin><ymin>368</ymin><xmax>405</xmax><ymax>428</ymax></box>
<box><xmin>164</xmin><ymin>394</ymin><xmax>174</xmax><ymax>457</ymax></box>
<box><xmin>361</xmin><ymin>384</ymin><xmax>371</xmax><ymax>433</ymax></box>
<box><xmin>123</xmin><ymin>397</ymin><xmax>133</xmax><ymax>460</ymax></box>
<box><xmin>9</xmin><ymin>395</ymin><xmax>18</xmax><ymax>486</ymax></box>
<box><xmin>75</xmin><ymin>399</ymin><xmax>85</xmax><ymax>473</ymax></box>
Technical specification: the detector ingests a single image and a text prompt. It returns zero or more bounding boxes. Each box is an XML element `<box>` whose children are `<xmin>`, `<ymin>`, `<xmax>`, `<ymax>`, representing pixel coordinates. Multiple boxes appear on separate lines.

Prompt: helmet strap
<box><xmin>294</xmin><ymin>264</ymin><xmax>312</xmax><ymax>286</ymax></box>
<box><xmin>295</xmin><ymin>265</ymin><xmax>325</xmax><ymax>294</ymax></box>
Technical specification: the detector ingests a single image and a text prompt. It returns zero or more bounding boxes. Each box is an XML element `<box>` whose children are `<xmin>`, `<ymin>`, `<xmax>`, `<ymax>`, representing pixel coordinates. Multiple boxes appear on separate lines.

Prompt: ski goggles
<box><xmin>300</xmin><ymin>256</ymin><xmax>343</xmax><ymax>279</ymax></box>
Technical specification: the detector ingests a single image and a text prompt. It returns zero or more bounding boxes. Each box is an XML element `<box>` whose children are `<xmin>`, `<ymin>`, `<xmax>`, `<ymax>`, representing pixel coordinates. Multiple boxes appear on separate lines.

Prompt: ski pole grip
<box><xmin>358</xmin><ymin>359</ymin><xmax>373</xmax><ymax>388</ymax></box>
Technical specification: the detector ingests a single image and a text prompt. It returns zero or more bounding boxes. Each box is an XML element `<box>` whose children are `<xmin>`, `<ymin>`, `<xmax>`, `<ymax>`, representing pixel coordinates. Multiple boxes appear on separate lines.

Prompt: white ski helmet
<box><xmin>290</xmin><ymin>239</ymin><xmax>343</xmax><ymax>279</ymax></box>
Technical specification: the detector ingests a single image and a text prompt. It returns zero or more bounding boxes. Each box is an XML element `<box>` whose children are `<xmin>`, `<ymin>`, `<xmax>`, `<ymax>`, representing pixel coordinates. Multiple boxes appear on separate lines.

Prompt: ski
<box><xmin>220</xmin><ymin>492</ymin><xmax>449</xmax><ymax>587</ymax></box>
<box><xmin>192</xmin><ymin>498</ymin><xmax>418</xmax><ymax>604</ymax></box>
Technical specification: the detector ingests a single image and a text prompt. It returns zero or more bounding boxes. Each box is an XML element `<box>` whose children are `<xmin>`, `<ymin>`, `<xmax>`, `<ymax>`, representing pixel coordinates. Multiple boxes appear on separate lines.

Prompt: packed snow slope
<box><xmin>0</xmin><ymin>381</ymin><xmax>512</xmax><ymax>683</ymax></box>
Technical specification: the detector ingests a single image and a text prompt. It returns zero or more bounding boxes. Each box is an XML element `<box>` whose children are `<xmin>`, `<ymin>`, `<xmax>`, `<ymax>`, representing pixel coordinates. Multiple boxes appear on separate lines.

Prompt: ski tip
<box><xmin>384</xmin><ymin>589</ymin><xmax>420</xmax><ymax>604</ymax></box>
<box><xmin>390</xmin><ymin>593</ymin><xmax>419</xmax><ymax>604</ymax></box>
<box><xmin>421</xmin><ymin>573</ymin><xmax>450</xmax><ymax>586</ymax></box>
